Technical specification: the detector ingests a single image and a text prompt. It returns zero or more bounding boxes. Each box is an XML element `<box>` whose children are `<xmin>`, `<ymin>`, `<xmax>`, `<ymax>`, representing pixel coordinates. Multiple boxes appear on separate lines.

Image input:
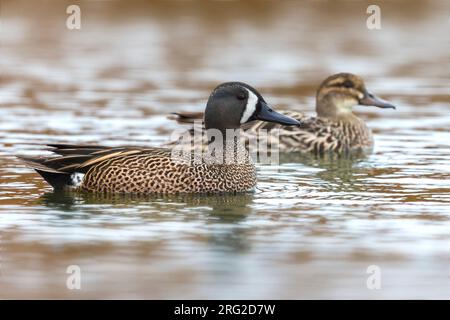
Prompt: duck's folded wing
<box><xmin>274</xmin><ymin>117</ymin><xmax>344</xmax><ymax>153</ymax></box>
<box><xmin>18</xmin><ymin>144</ymin><xmax>168</xmax><ymax>189</ymax></box>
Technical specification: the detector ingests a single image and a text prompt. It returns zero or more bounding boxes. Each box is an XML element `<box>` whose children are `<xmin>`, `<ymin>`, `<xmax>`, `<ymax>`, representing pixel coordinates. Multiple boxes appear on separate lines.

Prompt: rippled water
<box><xmin>0</xmin><ymin>0</ymin><xmax>449</xmax><ymax>298</ymax></box>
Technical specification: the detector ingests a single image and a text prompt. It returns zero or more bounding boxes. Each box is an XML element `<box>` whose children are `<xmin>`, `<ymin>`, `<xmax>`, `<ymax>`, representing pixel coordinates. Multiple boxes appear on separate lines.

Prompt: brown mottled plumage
<box><xmin>20</xmin><ymin>82</ymin><xmax>300</xmax><ymax>194</ymax></box>
<box><xmin>168</xmin><ymin>73</ymin><xmax>396</xmax><ymax>156</ymax></box>
<box><xmin>21</xmin><ymin>144</ymin><xmax>257</xmax><ymax>193</ymax></box>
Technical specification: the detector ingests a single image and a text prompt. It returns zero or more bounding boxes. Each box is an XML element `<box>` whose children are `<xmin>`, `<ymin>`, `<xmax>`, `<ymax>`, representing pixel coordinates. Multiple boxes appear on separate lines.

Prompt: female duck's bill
<box><xmin>359</xmin><ymin>90</ymin><xmax>396</xmax><ymax>109</ymax></box>
<box><xmin>19</xmin><ymin>81</ymin><xmax>301</xmax><ymax>194</ymax></box>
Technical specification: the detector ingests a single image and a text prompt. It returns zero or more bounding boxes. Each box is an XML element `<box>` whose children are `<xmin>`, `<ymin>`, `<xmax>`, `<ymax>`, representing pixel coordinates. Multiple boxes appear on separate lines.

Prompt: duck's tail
<box><xmin>19</xmin><ymin>156</ymin><xmax>74</xmax><ymax>189</ymax></box>
<box><xmin>18</xmin><ymin>144</ymin><xmax>113</xmax><ymax>189</ymax></box>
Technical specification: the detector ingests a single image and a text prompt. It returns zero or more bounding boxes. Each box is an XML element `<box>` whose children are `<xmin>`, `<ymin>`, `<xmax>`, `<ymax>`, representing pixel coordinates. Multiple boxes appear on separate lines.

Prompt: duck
<box><xmin>168</xmin><ymin>73</ymin><xmax>396</xmax><ymax>156</ymax></box>
<box><xmin>20</xmin><ymin>82</ymin><xmax>301</xmax><ymax>194</ymax></box>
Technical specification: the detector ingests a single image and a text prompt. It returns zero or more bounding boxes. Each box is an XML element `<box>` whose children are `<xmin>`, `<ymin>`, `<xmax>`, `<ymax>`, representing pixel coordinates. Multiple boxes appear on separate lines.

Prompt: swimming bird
<box><xmin>168</xmin><ymin>73</ymin><xmax>396</xmax><ymax>156</ymax></box>
<box><xmin>20</xmin><ymin>82</ymin><xmax>301</xmax><ymax>194</ymax></box>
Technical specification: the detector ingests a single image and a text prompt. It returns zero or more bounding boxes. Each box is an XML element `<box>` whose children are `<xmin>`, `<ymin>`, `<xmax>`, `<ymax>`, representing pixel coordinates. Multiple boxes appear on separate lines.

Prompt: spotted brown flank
<box><xmin>168</xmin><ymin>73</ymin><xmax>395</xmax><ymax>156</ymax></box>
<box><xmin>21</xmin><ymin>144</ymin><xmax>257</xmax><ymax>194</ymax></box>
<box><xmin>20</xmin><ymin>82</ymin><xmax>300</xmax><ymax>194</ymax></box>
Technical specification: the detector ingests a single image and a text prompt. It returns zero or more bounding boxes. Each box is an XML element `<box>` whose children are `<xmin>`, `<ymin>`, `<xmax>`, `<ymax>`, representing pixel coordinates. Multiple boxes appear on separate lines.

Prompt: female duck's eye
<box><xmin>343</xmin><ymin>80</ymin><xmax>354</xmax><ymax>88</ymax></box>
<box><xmin>237</xmin><ymin>93</ymin><xmax>246</xmax><ymax>100</ymax></box>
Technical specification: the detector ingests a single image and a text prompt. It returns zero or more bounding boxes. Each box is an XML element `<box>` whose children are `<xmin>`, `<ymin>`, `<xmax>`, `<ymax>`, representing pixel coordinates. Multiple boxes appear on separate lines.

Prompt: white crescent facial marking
<box><xmin>71</xmin><ymin>172</ymin><xmax>85</xmax><ymax>187</ymax></box>
<box><xmin>240</xmin><ymin>89</ymin><xmax>258</xmax><ymax>124</ymax></box>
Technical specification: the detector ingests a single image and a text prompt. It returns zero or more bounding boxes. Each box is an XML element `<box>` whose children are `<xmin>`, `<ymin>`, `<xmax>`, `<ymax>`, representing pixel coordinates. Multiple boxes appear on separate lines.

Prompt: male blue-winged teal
<box><xmin>20</xmin><ymin>82</ymin><xmax>301</xmax><ymax>194</ymax></box>
<box><xmin>169</xmin><ymin>73</ymin><xmax>396</xmax><ymax>155</ymax></box>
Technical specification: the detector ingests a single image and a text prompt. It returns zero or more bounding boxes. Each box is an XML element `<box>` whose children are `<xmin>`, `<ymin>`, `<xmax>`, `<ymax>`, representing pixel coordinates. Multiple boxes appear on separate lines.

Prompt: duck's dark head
<box><xmin>316</xmin><ymin>73</ymin><xmax>396</xmax><ymax>118</ymax></box>
<box><xmin>204</xmin><ymin>82</ymin><xmax>301</xmax><ymax>133</ymax></box>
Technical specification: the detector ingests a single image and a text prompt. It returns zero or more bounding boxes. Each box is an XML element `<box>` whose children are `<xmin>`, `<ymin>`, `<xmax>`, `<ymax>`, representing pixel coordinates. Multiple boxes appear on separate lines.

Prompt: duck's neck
<box><xmin>206</xmin><ymin>129</ymin><xmax>250</xmax><ymax>165</ymax></box>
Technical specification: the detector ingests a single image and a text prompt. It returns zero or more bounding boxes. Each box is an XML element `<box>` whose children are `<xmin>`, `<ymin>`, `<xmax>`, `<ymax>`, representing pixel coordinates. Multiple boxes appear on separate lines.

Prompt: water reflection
<box><xmin>39</xmin><ymin>189</ymin><xmax>255</xmax><ymax>245</ymax></box>
<box><xmin>40</xmin><ymin>190</ymin><xmax>254</xmax><ymax>220</ymax></box>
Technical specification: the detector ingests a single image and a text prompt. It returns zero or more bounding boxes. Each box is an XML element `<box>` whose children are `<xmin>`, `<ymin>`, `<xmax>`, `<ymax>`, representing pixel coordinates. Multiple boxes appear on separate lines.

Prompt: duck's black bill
<box><xmin>253</xmin><ymin>101</ymin><xmax>302</xmax><ymax>126</ymax></box>
<box><xmin>360</xmin><ymin>92</ymin><xmax>396</xmax><ymax>109</ymax></box>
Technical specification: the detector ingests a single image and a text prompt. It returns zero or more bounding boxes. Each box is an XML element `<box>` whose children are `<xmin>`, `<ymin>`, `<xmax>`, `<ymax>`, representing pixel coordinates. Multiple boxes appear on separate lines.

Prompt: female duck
<box><xmin>170</xmin><ymin>73</ymin><xmax>396</xmax><ymax>155</ymax></box>
<box><xmin>21</xmin><ymin>82</ymin><xmax>300</xmax><ymax>194</ymax></box>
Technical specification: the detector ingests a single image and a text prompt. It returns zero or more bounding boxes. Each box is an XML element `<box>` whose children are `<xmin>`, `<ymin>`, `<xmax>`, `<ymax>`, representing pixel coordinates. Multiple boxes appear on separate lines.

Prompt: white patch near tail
<box><xmin>70</xmin><ymin>173</ymin><xmax>85</xmax><ymax>187</ymax></box>
<box><xmin>240</xmin><ymin>89</ymin><xmax>258</xmax><ymax>124</ymax></box>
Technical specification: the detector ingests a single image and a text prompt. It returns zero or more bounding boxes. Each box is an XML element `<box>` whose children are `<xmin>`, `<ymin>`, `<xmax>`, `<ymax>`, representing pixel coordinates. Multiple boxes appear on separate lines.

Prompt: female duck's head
<box><xmin>316</xmin><ymin>73</ymin><xmax>396</xmax><ymax>118</ymax></box>
<box><xmin>204</xmin><ymin>82</ymin><xmax>301</xmax><ymax>134</ymax></box>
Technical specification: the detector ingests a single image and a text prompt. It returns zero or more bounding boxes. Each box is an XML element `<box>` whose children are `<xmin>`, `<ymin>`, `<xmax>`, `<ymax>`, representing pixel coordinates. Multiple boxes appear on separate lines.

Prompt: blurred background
<box><xmin>0</xmin><ymin>0</ymin><xmax>449</xmax><ymax>299</ymax></box>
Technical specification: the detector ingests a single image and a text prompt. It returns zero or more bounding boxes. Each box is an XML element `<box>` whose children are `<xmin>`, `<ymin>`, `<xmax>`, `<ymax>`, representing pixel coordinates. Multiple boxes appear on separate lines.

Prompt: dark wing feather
<box><xmin>167</xmin><ymin>112</ymin><xmax>204</xmax><ymax>125</ymax></box>
<box><xmin>19</xmin><ymin>144</ymin><xmax>169</xmax><ymax>189</ymax></box>
<box><xmin>46</xmin><ymin>144</ymin><xmax>111</xmax><ymax>155</ymax></box>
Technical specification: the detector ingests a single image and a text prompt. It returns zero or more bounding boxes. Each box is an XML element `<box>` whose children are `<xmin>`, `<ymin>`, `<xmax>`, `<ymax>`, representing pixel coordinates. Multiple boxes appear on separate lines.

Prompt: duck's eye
<box><xmin>342</xmin><ymin>80</ymin><xmax>354</xmax><ymax>88</ymax></box>
<box><xmin>237</xmin><ymin>92</ymin><xmax>246</xmax><ymax>100</ymax></box>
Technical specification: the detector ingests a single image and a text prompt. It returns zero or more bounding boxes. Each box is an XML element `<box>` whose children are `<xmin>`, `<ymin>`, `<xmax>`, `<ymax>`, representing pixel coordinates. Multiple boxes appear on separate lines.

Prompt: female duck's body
<box><xmin>169</xmin><ymin>73</ymin><xmax>395</xmax><ymax>156</ymax></box>
<box><xmin>254</xmin><ymin>110</ymin><xmax>374</xmax><ymax>154</ymax></box>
